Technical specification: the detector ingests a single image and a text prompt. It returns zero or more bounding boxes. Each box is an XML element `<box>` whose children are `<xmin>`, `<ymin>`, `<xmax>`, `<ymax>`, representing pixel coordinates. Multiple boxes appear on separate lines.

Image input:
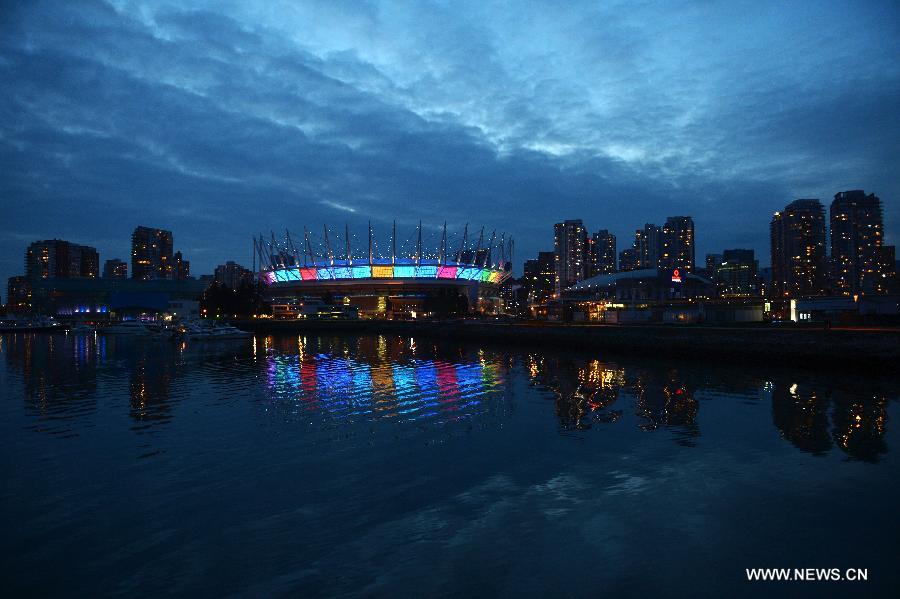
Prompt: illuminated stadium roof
<box><xmin>254</xmin><ymin>222</ymin><xmax>513</xmax><ymax>288</ymax></box>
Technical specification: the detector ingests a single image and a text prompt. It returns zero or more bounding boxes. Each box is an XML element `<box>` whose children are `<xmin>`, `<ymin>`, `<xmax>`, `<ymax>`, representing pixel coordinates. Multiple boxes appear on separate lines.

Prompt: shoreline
<box><xmin>235</xmin><ymin>319</ymin><xmax>900</xmax><ymax>372</ymax></box>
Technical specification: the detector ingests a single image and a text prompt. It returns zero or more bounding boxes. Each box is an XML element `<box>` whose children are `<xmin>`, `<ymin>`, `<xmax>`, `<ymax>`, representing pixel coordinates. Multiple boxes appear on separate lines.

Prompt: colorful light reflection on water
<box><xmin>264</xmin><ymin>336</ymin><xmax>506</xmax><ymax>425</ymax></box>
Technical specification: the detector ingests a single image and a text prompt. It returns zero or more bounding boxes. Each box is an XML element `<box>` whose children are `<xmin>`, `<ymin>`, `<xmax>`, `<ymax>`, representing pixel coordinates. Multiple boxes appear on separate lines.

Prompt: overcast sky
<box><xmin>2</xmin><ymin>0</ymin><xmax>898</xmax><ymax>286</ymax></box>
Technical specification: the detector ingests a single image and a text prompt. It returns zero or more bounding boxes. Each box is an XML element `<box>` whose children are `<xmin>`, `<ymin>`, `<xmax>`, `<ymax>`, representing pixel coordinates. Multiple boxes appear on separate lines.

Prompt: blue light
<box><xmin>394</xmin><ymin>265</ymin><xmax>416</xmax><ymax>278</ymax></box>
<box><xmin>351</xmin><ymin>266</ymin><xmax>372</xmax><ymax>278</ymax></box>
<box><xmin>332</xmin><ymin>267</ymin><xmax>352</xmax><ymax>279</ymax></box>
<box><xmin>415</xmin><ymin>265</ymin><xmax>438</xmax><ymax>278</ymax></box>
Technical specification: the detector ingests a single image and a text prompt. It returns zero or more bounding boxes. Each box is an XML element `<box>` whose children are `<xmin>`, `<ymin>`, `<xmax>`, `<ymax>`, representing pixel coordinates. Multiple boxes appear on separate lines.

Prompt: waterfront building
<box><xmin>523</xmin><ymin>251</ymin><xmax>556</xmax><ymax>306</ymax></box>
<box><xmin>558</xmin><ymin>267</ymin><xmax>716</xmax><ymax>323</ymax></box>
<box><xmin>214</xmin><ymin>261</ymin><xmax>254</xmax><ymax>290</ymax></box>
<box><xmin>591</xmin><ymin>230</ymin><xmax>617</xmax><ymax>275</ymax></box>
<box><xmin>131</xmin><ymin>226</ymin><xmax>175</xmax><ymax>280</ymax></box>
<box><xmin>554</xmin><ymin>219</ymin><xmax>588</xmax><ymax>294</ymax></box>
<box><xmin>619</xmin><ymin>248</ymin><xmax>639</xmax><ymax>272</ymax></box>
<box><xmin>25</xmin><ymin>239</ymin><xmax>99</xmax><ymax>280</ymax></box>
<box><xmin>716</xmin><ymin>249</ymin><xmax>759</xmax><ymax>297</ymax></box>
<box><xmin>6</xmin><ymin>276</ymin><xmax>32</xmax><ymax>313</ymax></box>
<box><xmin>830</xmin><ymin>190</ymin><xmax>894</xmax><ymax>295</ymax></box>
<box><xmin>103</xmin><ymin>258</ymin><xmax>128</xmax><ymax>279</ymax></box>
<box><xmin>770</xmin><ymin>199</ymin><xmax>827</xmax><ymax>297</ymax></box>
<box><xmin>256</xmin><ymin>222</ymin><xmax>512</xmax><ymax>318</ymax></box>
<box><xmin>636</xmin><ymin>223</ymin><xmax>661</xmax><ymax>269</ymax></box>
<box><xmin>660</xmin><ymin>217</ymin><xmax>695</xmax><ymax>272</ymax></box>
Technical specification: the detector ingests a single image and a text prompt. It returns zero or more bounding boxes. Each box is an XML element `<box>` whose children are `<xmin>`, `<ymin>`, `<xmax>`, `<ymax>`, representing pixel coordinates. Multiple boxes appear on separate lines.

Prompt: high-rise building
<box><xmin>830</xmin><ymin>190</ymin><xmax>894</xmax><ymax>295</ymax></box>
<box><xmin>103</xmin><ymin>258</ymin><xmax>128</xmax><ymax>279</ymax></box>
<box><xmin>25</xmin><ymin>239</ymin><xmax>99</xmax><ymax>280</ymax></box>
<box><xmin>554</xmin><ymin>220</ymin><xmax>588</xmax><ymax>294</ymax></box>
<box><xmin>131</xmin><ymin>226</ymin><xmax>175</xmax><ymax>280</ymax></box>
<box><xmin>770</xmin><ymin>199</ymin><xmax>827</xmax><ymax>297</ymax></box>
<box><xmin>660</xmin><ymin>217</ymin><xmax>695</xmax><ymax>272</ymax></box>
<box><xmin>174</xmin><ymin>251</ymin><xmax>190</xmax><ymax>280</ymax></box>
<box><xmin>524</xmin><ymin>251</ymin><xmax>556</xmax><ymax>305</ymax></box>
<box><xmin>716</xmin><ymin>249</ymin><xmax>759</xmax><ymax>296</ymax></box>
<box><xmin>591</xmin><ymin>230</ymin><xmax>617</xmax><ymax>275</ymax></box>
<box><xmin>214</xmin><ymin>261</ymin><xmax>253</xmax><ymax>290</ymax></box>
<box><xmin>705</xmin><ymin>253</ymin><xmax>723</xmax><ymax>275</ymax></box>
<box><xmin>619</xmin><ymin>248</ymin><xmax>639</xmax><ymax>272</ymax></box>
<box><xmin>636</xmin><ymin>224</ymin><xmax>661</xmax><ymax>269</ymax></box>
<box><xmin>6</xmin><ymin>276</ymin><xmax>32</xmax><ymax>313</ymax></box>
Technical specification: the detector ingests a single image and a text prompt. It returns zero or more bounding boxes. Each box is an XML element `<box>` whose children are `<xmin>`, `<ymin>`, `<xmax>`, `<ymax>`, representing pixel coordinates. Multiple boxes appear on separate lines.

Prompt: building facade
<box><xmin>214</xmin><ymin>261</ymin><xmax>253</xmax><ymax>290</ymax></box>
<box><xmin>830</xmin><ymin>190</ymin><xmax>894</xmax><ymax>295</ymax></box>
<box><xmin>523</xmin><ymin>251</ymin><xmax>556</xmax><ymax>306</ymax></box>
<box><xmin>636</xmin><ymin>223</ymin><xmax>661</xmax><ymax>268</ymax></box>
<box><xmin>770</xmin><ymin>199</ymin><xmax>827</xmax><ymax>297</ymax></box>
<box><xmin>716</xmin><ymin>249</ymin><xmax>759</xmax><ymax>297</ymax></box>
<box><xmin>6</xmin><ymin>276</ymin><xmax>32</xmax><ymax>313</ymax></box>
<box><xmin>619</xmin><ymin>248</ymin><xmax>639</xmax><ymax>272</ymax></box>
<box><xmin>25</xmin><ymin>239</ymin><xmax>99</xmax><ymax>280</ymax></box>
<box><xmin>174</xmin><ymin>251</ymin><xmax>190</xmax><ymax>280</ymax></box>
<box><xmin>103</xmin><ymin>258</ymin><xmax>128</xmax><ymax>279</ymax></box>
<box><xmin>131</xmin><ymin>226</ymin><xmax>175</xmax><ymax>281</ymax></box>
<box><xmin>591</xmin><ymin>230</ymin><xmax>617</xmax><ymax>275</ymax></box>
<box><xmin>660</xmin><ymin>217</ymin><xmax>695</xmax><ymax>272</ymax></box>
<box><xmin>554</xmin><ymin>219</ymin><xmax>588</xmax><ymax>295</ymax></box>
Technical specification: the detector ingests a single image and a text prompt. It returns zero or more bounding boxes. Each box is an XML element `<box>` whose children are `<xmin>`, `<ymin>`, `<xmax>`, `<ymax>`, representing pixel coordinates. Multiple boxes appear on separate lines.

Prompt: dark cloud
<box><xmin>1</xmin><ymin>0</ymin><xmax>898</xmax><ymax>289</ymax></box>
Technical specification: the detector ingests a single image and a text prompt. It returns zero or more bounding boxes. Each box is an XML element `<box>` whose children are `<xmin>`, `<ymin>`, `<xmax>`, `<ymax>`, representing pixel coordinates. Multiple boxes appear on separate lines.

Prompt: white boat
<box><xmin>177</xmin><ymin>321</ymin><xmax>251</xmax><ymax>340</ymax></box>
<box><xmin>102</xmin><ymin>321</ymin><xmax>152</xmax><ymax>335</ymax></box>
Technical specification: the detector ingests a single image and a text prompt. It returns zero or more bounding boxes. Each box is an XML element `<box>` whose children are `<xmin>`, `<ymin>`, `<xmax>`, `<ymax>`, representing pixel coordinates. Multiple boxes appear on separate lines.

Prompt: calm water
<box><xmin>1</xmin><ymin>332</ymin><xmax>898</xmax><ymax>597</ymax></box>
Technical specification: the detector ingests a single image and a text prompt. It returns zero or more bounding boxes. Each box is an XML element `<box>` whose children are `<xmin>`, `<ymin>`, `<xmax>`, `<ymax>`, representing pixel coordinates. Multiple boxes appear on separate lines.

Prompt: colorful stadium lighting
<box><xmin>438</xmin><ymin>266</ymin><xmax>457</xmax><ymax>279</ymax></box>
<box><xmin>416</xmin><ymin>265</ymin><xmax>438</xmax><ymax>278</ymax></box>
<box><xmin>351</xmin><ymin>266</ymin><xmax>372</xmax><ymax>278</ymax></box>
<box><xmin>299</xmin><ymin>268</ymin><xmax>317</xmax><ymax>280</ymax></box>
<box><xmin>372</xmin><ymin>265</ymin><xmax>394</xmax><ymax>278</ymax></box>
<box><xmin>394</xmin><ymin>265</ymin><xmax>416</xmax><ymax>278</ymax></box>
<box><xmin>332</xmin><ymin>267</ymin><xmax>352</xmax><ymax>279</ymax></box>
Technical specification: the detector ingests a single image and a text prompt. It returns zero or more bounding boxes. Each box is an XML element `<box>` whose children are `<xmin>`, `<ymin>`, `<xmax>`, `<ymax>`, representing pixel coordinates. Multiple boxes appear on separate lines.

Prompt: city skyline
<box><xmin>2</xmin><ymin>1</ymin><xmax>899</xmax><ymax>286</ymax></box>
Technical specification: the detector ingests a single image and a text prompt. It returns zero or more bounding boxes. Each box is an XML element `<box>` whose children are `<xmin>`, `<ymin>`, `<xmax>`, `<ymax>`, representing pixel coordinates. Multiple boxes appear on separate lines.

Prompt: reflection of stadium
<box><xmin>261</xmin><ymin>335</ymin><xmax>507</xmax><ymax>425</ymax></box>
<box><xmin>254</xmin><ymin>223</ymin><xmax>513</xmax><ymax>318</ymax></box>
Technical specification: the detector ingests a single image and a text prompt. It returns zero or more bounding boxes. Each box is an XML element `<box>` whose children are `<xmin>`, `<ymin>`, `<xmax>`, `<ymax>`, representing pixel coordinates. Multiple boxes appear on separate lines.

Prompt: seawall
<box><xmin>235</xmin><ymin>319</ymin><xmax>900</xmax><ymax>372</ymax></box>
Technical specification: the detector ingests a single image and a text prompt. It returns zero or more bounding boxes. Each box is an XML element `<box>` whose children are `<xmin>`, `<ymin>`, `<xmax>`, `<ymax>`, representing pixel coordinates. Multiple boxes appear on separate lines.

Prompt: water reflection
<box><xmin>263</xmin><ymin>335</ymin><xmax>509</xmax><ymax>426</ymax></box>
<box><xmin>771</xmin><ymin>383</ymin><xmax>889</xmax><ymax>462</ymax></box>
<box><xmin>0</xmin><ymin>332</ymin><xmax>895</xmax><ymax>461</ymax></box>
<box><xmin>525</xmin><ymin>353</ymin><xmax>891</xmax><ymax>461</ymax></box>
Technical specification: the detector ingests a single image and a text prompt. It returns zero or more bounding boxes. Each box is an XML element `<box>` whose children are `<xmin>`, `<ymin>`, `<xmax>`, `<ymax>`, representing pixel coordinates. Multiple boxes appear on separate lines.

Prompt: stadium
<box><xmin>254</xmin><ymin>222</ymin><xmax>513</xmax><ymax>319</ymax></box>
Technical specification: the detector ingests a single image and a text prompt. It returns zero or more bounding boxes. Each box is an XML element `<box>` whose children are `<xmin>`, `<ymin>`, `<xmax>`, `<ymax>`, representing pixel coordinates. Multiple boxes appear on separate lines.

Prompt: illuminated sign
<box><xmin>671</xmin><ymin>269</ymin><xmax>682</xmax><ymax>283</ymax></box>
